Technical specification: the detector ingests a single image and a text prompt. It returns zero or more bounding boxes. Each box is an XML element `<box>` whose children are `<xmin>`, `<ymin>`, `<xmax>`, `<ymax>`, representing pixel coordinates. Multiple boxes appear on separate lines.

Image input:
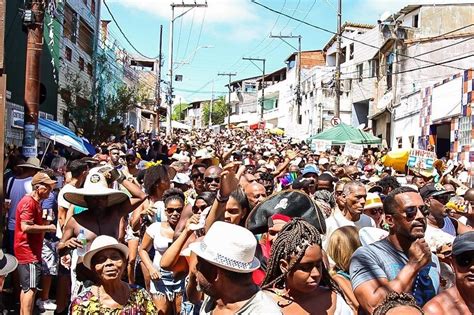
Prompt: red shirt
<box><xmin>14</xmin><ymin>195</ymin><xmax>44</xmax><ymax>264</ymax></box>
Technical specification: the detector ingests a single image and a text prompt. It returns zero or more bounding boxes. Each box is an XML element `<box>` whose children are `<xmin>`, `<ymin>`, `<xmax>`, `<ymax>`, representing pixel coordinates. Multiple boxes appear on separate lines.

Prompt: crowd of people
<box><xmin>1</xmin><ymin>127</ymin><xmax>474</xmax><ymax>314</ymax></box>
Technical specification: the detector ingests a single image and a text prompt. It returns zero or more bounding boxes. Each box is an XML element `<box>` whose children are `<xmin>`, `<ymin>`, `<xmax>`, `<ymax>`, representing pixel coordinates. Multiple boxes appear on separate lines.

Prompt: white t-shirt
<box><xmin>56</xmin><ymin>183</ymin><xmax>76</xmax><ymax>239</ymax></box>
<box><xmin>7</xmin><ymin>176</ymin><xmax>32</xmax><ymax>231</ymax></box>
<box><xmin>323</xmin><ymin>208</ymin><xmax>375</xmax><ymax>250</ymax></box>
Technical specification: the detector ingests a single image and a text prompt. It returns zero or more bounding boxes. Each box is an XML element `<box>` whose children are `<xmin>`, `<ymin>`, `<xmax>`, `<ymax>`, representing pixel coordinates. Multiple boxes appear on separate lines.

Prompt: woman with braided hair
<box><xmin>262</xmin><ymin>218</ymin><xmax>353</xmax><ymax>314</ymax></box>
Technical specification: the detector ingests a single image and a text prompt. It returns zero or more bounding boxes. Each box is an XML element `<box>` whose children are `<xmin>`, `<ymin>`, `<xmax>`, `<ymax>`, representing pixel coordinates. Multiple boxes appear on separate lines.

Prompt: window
<box><xmin>87</xmin><ymin>63</ymin><xmax>93</xmax><ymax>76</ymax></box>
<box><xmin>79</xmin><ymin>18</ymin><xmax>94</xmax><ymax>56</ymax></box>
<box><xmin>386</xmin><ymin>53</ymin><xmax>394</xmax><ymax>90</ymax></box>
<box><xmin>340</xmin><ymin>47</ymin><xmax>347</xmax><ymax>64</ymax></box>
<box><xmin>79</xmin><ymin>57</ymin><xmax>85</xmax><ymax>71</ymax></box>
<box><xmin>412</xmin><ymin>14</ymin><xmax>419</xmax><ymax>28</ymax></box>
<box><xmin>244</xmin><ymin>83</ymin><xmax>256</xmax><ymax>92</ymax></box>
<box><xmin>409</xmin><ymin>136</ymin><xmax>414</xmax><ymax>148</ymax></box>
<box><xmin>369</xmin><ymin>59</ymin><xmax>379</xmax><ymax>78</ymax></box>
<box><xmin>459</xmin><ymin>117</ymin><xmax>472</xmax><ymax>147</ymax></box>
<box><xmin>349</xmin><ymin>43</ymin><xmax>354</xmax><ymax>60</ymax></box>
<box><xmin>91</xmin><ymin>0</ymin><xmax>96</xmax><ymax>15</ymax></box>
<box><xmin>76</xmin><ymin>96</ymin><xmax>90</xmax><ymax>108</ymax></box>
<box><xmin>397</xmin><ymin>137</ymin><xmax>402</xmax><ymax>149</ymax></box>
<box><xmin>65</xmin><ymin>46</ymin><xmax>72</xmax><ymax>61</ymax></box>
<box><xmin>356</xmin><ymin>63</ymin><xmax>363</xmax><ymax>82</ymax></box>
<box><xmin>63</xmin><ymin>5</ymin><xmax>78</xmax><ymax>43</ymax></box>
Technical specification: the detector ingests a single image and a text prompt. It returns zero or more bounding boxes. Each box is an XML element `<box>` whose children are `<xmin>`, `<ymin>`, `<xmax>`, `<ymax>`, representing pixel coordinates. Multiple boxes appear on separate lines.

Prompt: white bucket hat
<box><xmin>189</xmin><ymin>221</ymin><xmax>260</xmax><ymax>273</ymax></box>
<box><xmin>0</xmin><ymin>249</ymin><xmax>18</xmax><ymax>276</ymax></box>
<box><xmin>63</xmin><ymin>166</ymin><xmax>129</xmax><ymax>208</ymax></box>
<box><xmin>83</xmin><ymin>235</ymin><xmax>129</xmax><ymax>270</ymax></box>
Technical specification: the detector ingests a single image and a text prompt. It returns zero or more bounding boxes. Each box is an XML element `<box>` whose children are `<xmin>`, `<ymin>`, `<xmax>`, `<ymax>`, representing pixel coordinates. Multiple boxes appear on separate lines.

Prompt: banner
<box><xmin>407</xmin><ymin>149</ymin><xmax>436</xmax><ymax>174</ymax></box>
<box><xmin>343</xmin><ymin>143</ymin><xmax>364</xmax><ymax>157</ymax></box>
<box><xmin>310</xmin><ymin>139</ymin><xmax>331</xmax><ymax>153</ymax></box>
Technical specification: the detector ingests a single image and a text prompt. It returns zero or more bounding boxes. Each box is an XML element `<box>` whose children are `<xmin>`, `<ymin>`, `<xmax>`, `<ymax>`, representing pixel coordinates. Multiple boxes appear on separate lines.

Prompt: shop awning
<box><xmin>307</xmin><ymin>123</ymin><xmax>382</xmax><ymax>145</ymax></box>
<box><xmin>171</xmin><ymin>120</ymin><xmax>192</xmax><ymax>130</ymax></box>
<box><xmin>38</xmin><ymin>118</ymin><xmax>94</xmax><ymax>155</ymax></box>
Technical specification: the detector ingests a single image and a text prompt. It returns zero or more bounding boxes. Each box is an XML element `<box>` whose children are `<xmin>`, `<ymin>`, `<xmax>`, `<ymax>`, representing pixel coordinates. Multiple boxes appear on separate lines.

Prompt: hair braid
<box><xmin>261</xmin><ymin>218</ymin><xmax>321</xmax><ymax>289</ymax></box>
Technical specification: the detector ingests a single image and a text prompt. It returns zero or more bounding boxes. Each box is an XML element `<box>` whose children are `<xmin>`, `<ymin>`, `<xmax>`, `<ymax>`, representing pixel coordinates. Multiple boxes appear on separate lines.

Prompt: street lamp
<box><xmin>174</xmin><ymin>45</ymin><xmax>214</xmax><ymax>69</ymax></box>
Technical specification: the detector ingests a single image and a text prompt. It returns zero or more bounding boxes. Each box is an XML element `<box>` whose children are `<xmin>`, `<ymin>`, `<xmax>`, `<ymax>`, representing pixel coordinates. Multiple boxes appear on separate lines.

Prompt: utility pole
<box><xmin>218</xmin><ymin>72</ymin><xmax>236</xmax><ymax>127</ymax></box>
<box><xmin>155</xmin><ymin>25</ymin><xmax>163</xmax><ymax>135</ymax></box>
<box><xmin>334</xmin><ymin>0</ymin><xmax>342</xmax><ymax>118</ymax></box>
<box><xmin>243</xmin><ymin>57</ymin><xmax>266</xmax><ymax>120</ymax></box>
<box><xmin>209</xmin><ymin>79</ymin><xmax>214</xmax><ymax>126</ymax></box>
<box><xmin>167</xmin><ymin>1</ymin><xmax>207</xmax><ymax>136</ymax></box>
<box><xmin>22</xmin><ymin>0</ymin><xmax>46</xmax><ymax>157</ymax></box>
<box><xmin>269</xmin><ymin>33</ymin><xmax>302</xmax><ymax>123</ymax></box>
<box><xmin>0</xmin><ymin>0</ymin><xmax>6</xmax><ymax>242</ymax></box>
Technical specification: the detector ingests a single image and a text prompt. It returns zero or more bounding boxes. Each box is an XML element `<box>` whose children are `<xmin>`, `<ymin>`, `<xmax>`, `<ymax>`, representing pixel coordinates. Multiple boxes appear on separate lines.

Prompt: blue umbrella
<box><xmin>38</xmin><ymin>118</ymin><xmax>92</xmax><ymax>155</ymax></box>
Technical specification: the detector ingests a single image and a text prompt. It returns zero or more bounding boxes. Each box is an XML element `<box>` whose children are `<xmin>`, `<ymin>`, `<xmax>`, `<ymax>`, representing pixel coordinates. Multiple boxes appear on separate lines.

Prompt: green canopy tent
<box><xmin>307</xmin><ymin>123</ymin><xmax>382</xmax><ymax>145</ymax></box>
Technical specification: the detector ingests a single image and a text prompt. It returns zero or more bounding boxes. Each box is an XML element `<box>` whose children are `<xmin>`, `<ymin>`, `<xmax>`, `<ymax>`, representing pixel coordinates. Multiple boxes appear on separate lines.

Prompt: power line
<box><xmin>250</xmin><ymin>0</ymin><xmax>469</xmax><ymax>72</ymax></box>
<box><xmin>102</xmin><ymin>0</ymin><xmax>158</xmax><ymax>60</ymax></box>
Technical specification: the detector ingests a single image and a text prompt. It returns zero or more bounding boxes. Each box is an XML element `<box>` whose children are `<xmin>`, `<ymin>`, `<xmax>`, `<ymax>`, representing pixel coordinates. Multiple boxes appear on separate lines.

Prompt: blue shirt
<box><xmin>350</xmin><ymin>238</ymin><xmax>440</xmax><ymax>306</ymax></box>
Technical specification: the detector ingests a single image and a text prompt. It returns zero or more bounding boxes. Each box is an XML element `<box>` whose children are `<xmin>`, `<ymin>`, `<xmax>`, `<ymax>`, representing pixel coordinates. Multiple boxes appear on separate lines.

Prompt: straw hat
<box><xmin>189</xmin><ymin>221</ymin><xmax>260</xmax><ymax>273</ymax></box>
<box><xmin>83</xmin><ymin>235</ymin><xmax>129</xmax><ymax>270</ymax></box>
<box><xmin>17</xmin><ymin>157</ymin><xmax>43</xmax><ymax>171</ymax></box>
<box><xmin>63</xmin><ymin>167</ymin><xmax>129</xmax><ymax>208</ymax></box>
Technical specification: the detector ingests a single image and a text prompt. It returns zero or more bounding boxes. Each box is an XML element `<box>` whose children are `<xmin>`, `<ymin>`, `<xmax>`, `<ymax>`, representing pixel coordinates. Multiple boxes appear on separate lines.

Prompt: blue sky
<box><xmin>102</xmin><ymin>0</ymin><xmax>462</xmax><ymax>103</ymax></box>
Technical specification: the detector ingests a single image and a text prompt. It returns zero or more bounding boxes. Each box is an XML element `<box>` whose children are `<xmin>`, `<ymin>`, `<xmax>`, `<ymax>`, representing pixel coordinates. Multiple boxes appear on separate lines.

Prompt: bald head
<box><xmin>244</xmin><ymin>182</ymin><xmax>267</xmax><ymax>209</ymax></box>
<box><xmin>464</xmin><ymin>188</ymin><xmax>474</xmax><ymax>202</ymax></box>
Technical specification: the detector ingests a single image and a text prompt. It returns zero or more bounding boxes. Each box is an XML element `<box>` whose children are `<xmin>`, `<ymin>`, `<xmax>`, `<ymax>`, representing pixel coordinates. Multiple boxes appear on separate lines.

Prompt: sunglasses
<box><xmin>369</xmin><ymin>208</ymin><xmax>383</xmax><ymax>215</ymax></box>
<box><xmin>433</xmin><ymin>194</ymin><xmax>451</xmax><ymax>204</ymax></box>
<box><xmin>205</xmin><ymin>176</ymin><xmax>220</xmax><ymax>184</ymax></box>
<box><xmin>401</xmin><ymin>206</ymin><xmax>425</xmax><ymax>221</ymax></box>
<box><xmin>192</xmin><ymin>204</ymin><xmax>208</xmax><ymax>214</ymax></box>
<box><xmin>165</xmin><ymin>207</ymin><xmax>183</xmax><ymax>214</ymax></box>
<box><xmin>454</xmin><ymin>252</ymin><xmax>474</xmax><ymax>268</ymax></box>
<box><xmin>191</xmin><ymin>173</ymin><xmax>204</xmax><ymax>180</ymax></box>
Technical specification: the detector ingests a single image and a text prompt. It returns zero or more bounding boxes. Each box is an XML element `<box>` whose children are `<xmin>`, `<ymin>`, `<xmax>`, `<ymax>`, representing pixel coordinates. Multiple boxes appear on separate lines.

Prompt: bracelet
<box><xmin>216</xmin><ymin>190</ymin><xmax>229</xmax><ymax>203</ymax></box>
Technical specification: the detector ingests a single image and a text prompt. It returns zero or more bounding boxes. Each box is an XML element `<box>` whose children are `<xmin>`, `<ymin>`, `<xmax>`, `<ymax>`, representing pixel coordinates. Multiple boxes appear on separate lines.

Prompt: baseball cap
<box><xmin>419</xmin><ymin>183</ymin><xmax>450</xmax><ymax>200</ymax></box>
<box><xmin>301</xmin><ymin>164</ymin><xmax>319</xmax><ymax>176</ymax></box>
<box><xmin>452</xmin><ymin>231</ymin><xmax>474</xmax><ymax>256</ymax></box>
<box><xmin>32</xmin><ymin>172</ymin><xmax>57</xmax><ymax>186</ymax></box>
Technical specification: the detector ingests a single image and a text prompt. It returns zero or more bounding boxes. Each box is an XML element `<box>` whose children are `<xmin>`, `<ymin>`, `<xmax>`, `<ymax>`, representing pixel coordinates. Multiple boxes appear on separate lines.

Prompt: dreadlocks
<box><xmin>373</xmin><ymin>292</ymin><xmax>424</xmax><ymax>315</ymax></box>
<box><xmin>262</xmin><ymin>218</ymin><xmax>323</xmax><ymax>289</ymax></box>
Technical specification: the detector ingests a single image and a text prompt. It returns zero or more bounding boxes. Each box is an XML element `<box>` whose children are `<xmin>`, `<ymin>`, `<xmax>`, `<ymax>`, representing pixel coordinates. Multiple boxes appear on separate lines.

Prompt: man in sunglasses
<box><xmin>423</xmin><ymin>231</ymin><xmax>474</xmax><ymax>314</ymax></box>
<box><xmin>350</xmin><ymin>186</ymin><xmax>440</xmax><ymax>313</ymax></box>
<box><xmin>420</xmin><ymin>183</ymin><xmax>472</xmax><ymax>237</ymax></box>
<box><xmin>203</xmin><ymin>166</ymin><xmax>222</xmax><ymax>193</ymax></box>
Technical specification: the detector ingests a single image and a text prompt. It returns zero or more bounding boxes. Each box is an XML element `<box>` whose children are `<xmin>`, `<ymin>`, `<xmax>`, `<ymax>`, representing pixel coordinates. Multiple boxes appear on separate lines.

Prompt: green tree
<box><xmin>201</xmin><ymin>97</ymin><xmax>228</xmax><ymax>126</ymax></box>
<box><xmin>59</xmin><ymin>69</ymin><xmax>147</xmax><ymax>142</ymax></box>
<box><xmin>172</xmin><ymin>102</ymin><xmax>189</xmax><ymax>121</ymax></box>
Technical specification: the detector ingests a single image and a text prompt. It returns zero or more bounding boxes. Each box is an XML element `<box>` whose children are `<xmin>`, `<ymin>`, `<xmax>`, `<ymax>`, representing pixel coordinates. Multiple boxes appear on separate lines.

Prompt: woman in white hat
<box><xmin>363</xmin><ymin>192</ymin><xmax>385</xmax><ymax>229</ymax></box>
<box><xmin>70</xmin><ymin>235</ymin><xmax>157</xmax><ymax>314</ymax></box>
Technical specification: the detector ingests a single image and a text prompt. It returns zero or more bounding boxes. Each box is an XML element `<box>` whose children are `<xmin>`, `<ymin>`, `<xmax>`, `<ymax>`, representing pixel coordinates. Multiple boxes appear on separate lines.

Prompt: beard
<box><xmin>197</xmin><ymin>278</ymin><xmax>215</xmax><ymax>297</ymax></box>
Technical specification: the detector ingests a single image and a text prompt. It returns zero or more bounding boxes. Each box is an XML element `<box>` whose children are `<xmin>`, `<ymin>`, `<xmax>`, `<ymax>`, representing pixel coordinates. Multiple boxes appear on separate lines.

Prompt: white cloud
<box><xmin>109</xmin><ymin>0</ymin><xmax>258</xmax><ymax>24</ymax></box>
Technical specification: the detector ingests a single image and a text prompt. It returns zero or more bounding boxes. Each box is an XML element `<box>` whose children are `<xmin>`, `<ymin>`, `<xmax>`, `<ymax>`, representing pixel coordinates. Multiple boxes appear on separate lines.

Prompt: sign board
<box><xmin>343</xmin><ymin>142</ymin><xmax>364</xmax><ymax>157</ymax></box>
<box><xmin>11</xmin><ymin>109</ymin><xmax>24</xmax><ymax>129</ymax></box>
<box><xmin>310</xmin><ymin>139</ymin><xmax>331</xmax><ymax>153</ymax></box>
<box><xmin>407</xmin><ymin>149</ymin><xmax>436</xmax><ymax>174</ymax></box>
<box><xmin>330</xmin><ymin>117</ymin><xmax>341</xmax><ymax>126</ymax></box>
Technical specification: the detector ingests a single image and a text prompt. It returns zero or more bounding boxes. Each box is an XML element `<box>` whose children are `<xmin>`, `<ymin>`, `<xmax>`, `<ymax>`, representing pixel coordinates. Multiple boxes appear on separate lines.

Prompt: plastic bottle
<box><xmin>76</xmin><ymin>229</ymin><xmax>87</xmax><ymax>256</ymax></box>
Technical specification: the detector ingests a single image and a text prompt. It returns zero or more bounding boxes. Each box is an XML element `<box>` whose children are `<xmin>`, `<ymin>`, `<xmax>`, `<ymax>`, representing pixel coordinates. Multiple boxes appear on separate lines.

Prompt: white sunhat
<box><xmin>63</xmin><ymin>166</ymin><xmax>129</xmax><ymax>208</ymax></box>
<box><xmin>189</xmin><ymin>221</ymin><xmax>260</xmax><ymax>273</ymax></box>
<box><xmin>172</xmin><ymin>173</ymin><xmax>191</xmax><ymax>185</ymax></box>
<box><xmin>83</xmin><ymin>235</ymin><xmax>129</xmax><ymax>270</ymax></box>
<box><xmin>0</xmin><ymin>249</ymin><xmax>18</xmax><ymax>276</ymax></box>
<box><xmin>364</xmin><ymin>193</ymin><xmax>383</xmax><ymax>210</ymax></box>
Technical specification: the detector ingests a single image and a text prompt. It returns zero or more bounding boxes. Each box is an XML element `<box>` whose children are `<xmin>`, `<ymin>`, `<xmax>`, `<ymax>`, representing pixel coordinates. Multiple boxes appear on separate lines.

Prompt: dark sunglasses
<box><xmin>165</xmin><ymin>207</ymin><xmax>183</xmax><ymax>214</ymax></box>
<box><xmin>433</xmin><ymin>194</ymin><xmax>451</xmax><ymax>204</ymax></box>
<box><xmin>191</xmin><ymin>173</ymin><xmax>204</xmax><ymax>180</ymax></box>
<box><xmin>205</xmin><ymin>176</ymin><xmax>220</xmax><ymax>184</ymax></box>
<box><xmin>369</xmin><ymin>208</ymin><xmax>383</xmax><ymax>215</ymax></box>
<box><xmin>454</xmin><ymin>252</ymin><xmax>474</xmax><ymax>268</ymax></box>
<box><xmin>192</xmin><ymin>204</ymin><xmax>208</xmax><ymax>214</ymax></box>
<box><xmin>401</xmin><ymin>206</ymin><xmax>425</xmax><ymax>221</ymax></box>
